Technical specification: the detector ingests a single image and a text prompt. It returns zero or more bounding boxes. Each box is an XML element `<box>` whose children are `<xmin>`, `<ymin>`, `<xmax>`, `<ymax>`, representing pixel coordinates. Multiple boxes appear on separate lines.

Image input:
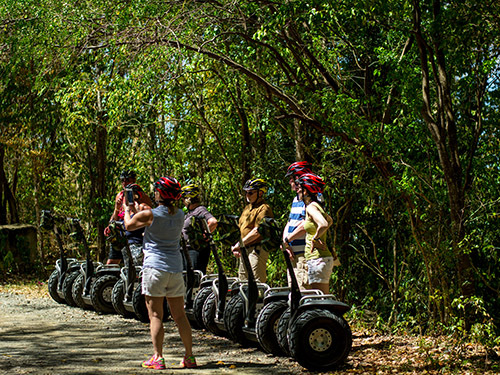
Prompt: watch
<box><xmin>285</xmin><ymin>237</ymin><xmax>290</xmax><ymax>244</ymax></box>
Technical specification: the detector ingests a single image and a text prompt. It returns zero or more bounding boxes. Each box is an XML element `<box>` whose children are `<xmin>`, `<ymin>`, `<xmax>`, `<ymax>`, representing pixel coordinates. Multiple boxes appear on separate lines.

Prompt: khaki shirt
<box><xmin>238</xmin><ymin>198</ymin><xmax>273</xmax><ymax>245</ymax></box>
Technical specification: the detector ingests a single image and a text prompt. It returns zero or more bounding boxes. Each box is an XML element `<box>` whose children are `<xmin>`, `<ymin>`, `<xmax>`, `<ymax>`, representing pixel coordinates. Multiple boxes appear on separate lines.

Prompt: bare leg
<box><xmin>145</xmin><ymin>296</ymin><xmax>165</xmax><ymax>358</ymax></box>
<box><xmin>167</xmin><ymin>296</ymin><xmax>193</xmax><ymax>356</ymax></box>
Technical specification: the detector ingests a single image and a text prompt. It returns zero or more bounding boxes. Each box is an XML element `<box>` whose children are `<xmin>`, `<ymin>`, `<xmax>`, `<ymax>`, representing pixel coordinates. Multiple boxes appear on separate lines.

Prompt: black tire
<box><xmin>111</xmin><ymin>279</ymin><xmax>135</xmax><ymax>318</ymax></box>
<box><xmin>276</xmin><ymin>307</ymin><xmax>292</xmax><ymax>356</ymax></box>
<box><xmin>48</xmin><ymin>270</ymin><xmax>65</xmax><ymax>304</ymax></box>
<box><xmin>202</xmin><ymin>292</ymin><xmax>226</xmax><ymax>336</ymax></box>
<box><xmin>90</xmin><ymin>274</ymin><xmax>119</xmax><ymax>314</ymax></box>
<box><xmin>288</xmin><ymin>309</ymin><xmax>352</xmax><ymax>371</ymax></box>
<box><xmin>132</xmin><ymin>282</ymin><xmax>170</xmax><ymax>323</ymax></box>
<box><xmin>256</xmin><ymin>300</ymin><xmax>288</xmax><ymax>356</ymax></box>
<box><xmin>193</xmin><ymin>287</ymin><xmax>212</xmax><ymax>329</ymax></box>
<box><xmin>62</xmin><ymin>270</ymin><xmax>80</xmax><ymax>307</ymax></box>
<box><xmin>223</xmin><ymin>293</ymin><xmax>252</xmax><ymax>346</ymax></box>
<box><xmin>72</xmin><ymin>273</ymin><xmax>93</xmax><ymax>310</ymax></box>
<box><xmin>132</xmin><ymin>283</ymin><xmax>149</xmax><ymax>323</ymax></box>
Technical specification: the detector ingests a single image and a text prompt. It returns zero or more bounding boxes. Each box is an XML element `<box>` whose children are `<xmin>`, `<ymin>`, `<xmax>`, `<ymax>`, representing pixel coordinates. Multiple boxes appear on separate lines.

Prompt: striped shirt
<box><xmin>286</xmin><ymin>196</ymin><xmax>306</xmax><ymax>255</ymax></box>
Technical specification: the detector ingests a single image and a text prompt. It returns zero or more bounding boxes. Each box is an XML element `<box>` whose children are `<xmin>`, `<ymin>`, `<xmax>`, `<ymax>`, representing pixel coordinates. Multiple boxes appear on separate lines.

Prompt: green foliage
<box><xmin>1</xmin><ymin>0</ymin><xmax>500</xmax><ymax>341</ymax></box>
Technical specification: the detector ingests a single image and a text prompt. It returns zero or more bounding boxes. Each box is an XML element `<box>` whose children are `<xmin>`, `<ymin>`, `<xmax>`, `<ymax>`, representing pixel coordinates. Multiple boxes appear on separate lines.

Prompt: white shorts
<box><xmin>307</xmin><ymin>257</ymin><xmax>334</xmax><ymax>284</ymax></box>
<box><xmin>141</xmin><ymin>267</ymin><xmax>185</xmax><ymax>298</ymax></box>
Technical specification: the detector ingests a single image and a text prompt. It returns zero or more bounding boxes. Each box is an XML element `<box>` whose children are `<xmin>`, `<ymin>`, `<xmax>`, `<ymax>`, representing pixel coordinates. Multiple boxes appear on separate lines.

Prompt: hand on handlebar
<box><xmin>231</xmin><ymin>243</ymin><xmax>241</xmax><ymax>258</ymax></box>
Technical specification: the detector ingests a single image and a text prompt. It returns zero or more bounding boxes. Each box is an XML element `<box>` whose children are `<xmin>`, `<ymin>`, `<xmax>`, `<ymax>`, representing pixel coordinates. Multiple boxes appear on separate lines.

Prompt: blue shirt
<box><xmin>287</xmin><ymin>196</ymin><xmax>306</xmax><ymax>255</ymax></box>
<box><xmin>143</xmin><ymin>206</ymin><xmax>184</xmax><ymax>273</ymax></box>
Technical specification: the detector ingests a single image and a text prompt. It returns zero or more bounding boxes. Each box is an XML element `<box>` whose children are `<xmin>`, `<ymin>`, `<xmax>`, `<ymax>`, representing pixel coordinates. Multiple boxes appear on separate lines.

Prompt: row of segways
<box><xmin>184</xmin><ymin>214</ymin><xmax>352</xmax><ymax>371</ymax></box>
<box><xmin>43</xmin><ymin>210</ymin><xmax>168</xmax><ymax>322</ymax></box>
<box><xmin>44</xmin><ymin>209</ymin><xmax>352</xmax><ymax>371</ymax></box>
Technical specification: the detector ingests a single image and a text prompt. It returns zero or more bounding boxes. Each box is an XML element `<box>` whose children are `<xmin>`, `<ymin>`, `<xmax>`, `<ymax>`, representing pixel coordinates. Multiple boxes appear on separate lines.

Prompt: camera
<box><xmin>125</xmin><ymin>188</ymin><xmax>135</xmax><ymax>206</ymax></box>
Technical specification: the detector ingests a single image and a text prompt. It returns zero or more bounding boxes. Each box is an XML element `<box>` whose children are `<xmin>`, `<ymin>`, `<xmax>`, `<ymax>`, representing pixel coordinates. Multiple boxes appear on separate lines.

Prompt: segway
<box><xmin>61</xmin><ymin>217</ymin><xmax>95</xmax><ymax>308</ymax></box>
<box><xmin>222</xmin><ymin>215</ymin><xmax>274</xmax><ymax>347</ymax></box>
<box><xmin>199</xmin><ymin>214</ymin><xmax>241</xmax><ymax>336</ymax></box>
<box><xmin>71</xmin><ymin>222</ymin><xmax>103</xmax><ymax>311</ymax></box>
<box><xmin>42</xmin><ymin>210</ymin><xmax>81</xmax><ymax>305</ymax></box>
<box><xmin>180</xmin><ymin>234</ymin><xmax>205</xmax><ymax>329</ymax></box>
<box><xmin>277</xmin><ymin>241</ymin><xmax>352</xmax><ymax>370</ymax></box>
<box><xmin>71</xmin><ymin>222</ymin><xmax>121</xmax><ymax>314</ymax></box>
<box><xmin>182</xmin><ymin>215</ymin><xmax>234</xmax><ymax>330</ymax></box>
<box><xmin>109</xmin><ymin>221</ymin><xmax>140</xmax><ymax>319</ymax></box>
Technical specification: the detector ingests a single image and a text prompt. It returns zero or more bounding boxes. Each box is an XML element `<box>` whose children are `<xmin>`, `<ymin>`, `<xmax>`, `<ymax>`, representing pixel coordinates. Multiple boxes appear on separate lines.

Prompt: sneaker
<box><xmin>180</xmin><ymin>355</ymin><xmax>197</xmax><ymax>368</ymax></box>
<box><xmin>142</xmin><ymin>355</ymin><xmax>166</xmax><ymax>370</ymax></box>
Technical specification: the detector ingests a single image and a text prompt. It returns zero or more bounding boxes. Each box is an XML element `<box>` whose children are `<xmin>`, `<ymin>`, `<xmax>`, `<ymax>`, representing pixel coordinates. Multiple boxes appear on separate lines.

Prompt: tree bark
<box><xmin>0</xmin><ymin>145</ymin><xmax>19</xmax><ymax>224</ymax></box>
<box><xmin>412</xmin><ymin>0</ymin><xmax>475</xmax><ymax>302</ymax></box>
<box><xmin>95</xmin><ymin>121</ymin><xmax>107</xmax><ymax>262</ymax></box>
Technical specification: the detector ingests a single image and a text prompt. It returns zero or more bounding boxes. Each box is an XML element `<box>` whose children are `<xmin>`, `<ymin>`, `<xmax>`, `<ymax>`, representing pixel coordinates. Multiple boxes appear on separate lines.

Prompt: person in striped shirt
<box><xmin>282</xmin><ymin>161</ymin><xmax>313</xmax><ymax>290</ymax></box>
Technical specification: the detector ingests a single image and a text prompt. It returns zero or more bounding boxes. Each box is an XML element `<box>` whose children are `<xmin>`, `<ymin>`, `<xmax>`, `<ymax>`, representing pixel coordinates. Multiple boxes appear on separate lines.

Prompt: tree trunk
<box><xmin>0</xmin><ymin>145</ymin><xmax>19</xmax><ymax>224</ymax></box>
<box><xmin>95</xmin><ymin>122</ymin><xmax>107</xmax><ymax>262</ymax></box>
<box><xmin>236</xmin><ymin>83</ymin><xmax>251</xmax><ymax>187</ymax></box>
<box><xmin>412</xmin><ymin>0</ymin><xmax>475</xmax><ymax>304</ymax></box>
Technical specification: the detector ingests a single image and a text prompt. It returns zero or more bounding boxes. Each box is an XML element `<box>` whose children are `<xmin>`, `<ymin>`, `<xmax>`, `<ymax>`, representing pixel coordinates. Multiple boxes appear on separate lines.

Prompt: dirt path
<box><xmin>0</xmin><ymin>291</ymin><xmax>303</xmax><ymax>375</ymax></box>
<box><xmin>0</xmin><ymin>288</ymin><xmax>498</xmax><ymax>375</ymax></box>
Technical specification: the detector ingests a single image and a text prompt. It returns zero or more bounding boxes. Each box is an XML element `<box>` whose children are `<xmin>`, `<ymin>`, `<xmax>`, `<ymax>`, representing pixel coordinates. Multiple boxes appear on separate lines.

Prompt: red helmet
<box><xmin>285</xmin><ymin>161</ymin><xmax>312</xmax><ymax>178</ymax></box>
<box><xmin>296</xmin><ymin>173</ymin><xmax>325</xmax><ymax>194</ymax></box>
<box><xmin>154</xmin><ymin>177</ymin><xmax>182</xmax><ymax>201</ymax></box>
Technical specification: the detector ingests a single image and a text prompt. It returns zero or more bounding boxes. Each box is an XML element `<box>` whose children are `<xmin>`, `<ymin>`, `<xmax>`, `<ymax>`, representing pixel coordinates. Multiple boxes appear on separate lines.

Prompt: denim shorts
<box><xmin>307</xmin><ymin>257</ymin><xmax>334</xmax><ymax>284</ymax></box>
<box><xmin>141</xmin><ymin>267</ymin><xmax>185</xmax><ymax>298</ymax></box>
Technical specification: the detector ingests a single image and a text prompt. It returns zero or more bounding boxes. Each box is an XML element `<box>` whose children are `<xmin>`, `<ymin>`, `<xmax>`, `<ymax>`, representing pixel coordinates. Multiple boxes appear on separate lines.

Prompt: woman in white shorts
<box><xmin>124</xmin><ymin>176</ymin><xmax>197</xmax><ymax>370</ymax></box>
<box><xmin>296</xmin><ymin>173</ymin><xmax>334</xmax><ymax>294</ymax></box>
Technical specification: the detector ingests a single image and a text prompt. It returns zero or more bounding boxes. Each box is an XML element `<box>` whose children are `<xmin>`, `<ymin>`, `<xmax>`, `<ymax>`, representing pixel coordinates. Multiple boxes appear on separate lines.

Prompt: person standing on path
<box><xmin>296</xmin><ymin>173</ymin><xmax>334</xmax><ymax>294</ymax></box>
<box><xmin>123</xmin><ymin>176</ymin><xmax>197</xmax><ymax>370</ymax></box>
<box><xmin>282</xmin><ymin>161</ymin><xmax>313</xmax><ymax>290</ymax></box>
<box><xmin>181</xmin><ymin>184</ymin><xmax>218</xmax><ymax>274</ymax></box>
<box><xmin>230</xmin><ymin>178</ymin><xmax>273</xmax><ymax>283</ymax></box>
<box><xmin>105</xmin><ymin>169</ymin><xmax>153</xmax><ymax>265</ymax></box>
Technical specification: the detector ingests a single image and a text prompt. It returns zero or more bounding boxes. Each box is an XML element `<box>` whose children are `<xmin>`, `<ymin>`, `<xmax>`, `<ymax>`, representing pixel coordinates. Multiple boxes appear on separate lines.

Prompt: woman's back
<box><xmin>143</xmin><ymin>205</ymin><xmax>185</xmax><ymax>273</ymax></box>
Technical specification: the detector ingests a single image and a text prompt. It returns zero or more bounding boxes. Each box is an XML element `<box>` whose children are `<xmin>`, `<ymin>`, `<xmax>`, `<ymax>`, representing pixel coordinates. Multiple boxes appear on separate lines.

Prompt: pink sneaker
<box><xmin>180</xmin><ymin>355</ymin><xmax>197</xmax><ymax>368</ymax></box>
<box><xmin>142</xmin><ymin>355</ymin><xmax>166</xmax><ymax>370</ymax></box>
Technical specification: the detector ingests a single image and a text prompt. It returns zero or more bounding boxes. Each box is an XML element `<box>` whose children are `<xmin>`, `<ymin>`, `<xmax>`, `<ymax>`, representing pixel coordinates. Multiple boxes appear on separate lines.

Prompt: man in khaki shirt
<box><xmin>231</xmin><ymin>178</ymin><xmax>273</xmax><ymax>282</ymax></box>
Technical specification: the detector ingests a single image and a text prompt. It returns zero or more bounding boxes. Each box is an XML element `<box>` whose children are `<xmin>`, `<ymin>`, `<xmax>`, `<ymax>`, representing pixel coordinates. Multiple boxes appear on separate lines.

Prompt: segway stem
<box><xmin>199</xmin><ymin>217</ymin><xmax>228</xmax><ymax>320</ymax></box>
<box><xmin>238</xmin><ymin>239</ymin><xmax>258</xmax><ymax>328</ymax></box>
<box><xmin>281</xmin><ymin>243</ymin><xmax>301</xmax><ymax>312</ymax></box>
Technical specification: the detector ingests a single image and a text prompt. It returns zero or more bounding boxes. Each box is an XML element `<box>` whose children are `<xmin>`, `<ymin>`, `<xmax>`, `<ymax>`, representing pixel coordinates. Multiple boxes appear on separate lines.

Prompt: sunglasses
<box><xmin>245</xmin><ymin>190</ymin><xmax>257</xmax><ymax>196</ymax></box>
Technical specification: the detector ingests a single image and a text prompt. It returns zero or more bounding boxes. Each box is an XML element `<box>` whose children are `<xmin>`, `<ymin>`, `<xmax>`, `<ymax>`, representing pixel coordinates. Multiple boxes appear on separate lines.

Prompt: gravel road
<box><xmin>0</xmin><ymin>292</ymin><xmax>304</xmax><ymax>375</ymax></box>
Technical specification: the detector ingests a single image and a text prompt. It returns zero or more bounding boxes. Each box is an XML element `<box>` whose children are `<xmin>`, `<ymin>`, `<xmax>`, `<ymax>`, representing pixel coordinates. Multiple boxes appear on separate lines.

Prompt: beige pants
<box><xmin>287</xmin><ymin>253</ymin><xmax>309</xmax><ymax>290</ymax></box>
<box><xmin>238</xmin><ymin>246</ymin><xmax>268</xmax><ymax>283</ymax></box>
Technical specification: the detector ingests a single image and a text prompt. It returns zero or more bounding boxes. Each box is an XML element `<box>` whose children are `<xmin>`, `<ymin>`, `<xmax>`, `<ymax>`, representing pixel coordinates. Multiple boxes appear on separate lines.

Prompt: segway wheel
<box><xmin>202</xmin><ymin>292</ymin><xmax>226</xmax><ymax>336</ymax></box>
<box><xmin>90</xmin><ymin>274</ymin><xmax>119</xmax><ymax>314</ymax></box>
<box><xmin>256</xmin><ymin>300</ymin><xmax>288</xmax><ymax>356</ymax></box>
<box><xmin>48</xmin><ymin>270</ymin><xmax>65</xmax><ymax>304</ymax></box>
<box><xmin>111</xmin><ymin>279</ymin><xmax>135</xmax><ymax>318</ymax></box>
<box><xmin>62</xmin><ymin>270</ymin><xmax>80</xmax><ymax>307</ymax></box>
<box><xmin>72</xmin><ymin>273</ymin><xmax>93</xmax><ymax>310</ymax></box>
<box><xmin>193</xmin><ymin>286</ymin><xmax>212</xmax><ymax>329</ymax></box>
<box><xmin>132</xmin><ymin>282</ymin><xmax>170</xmax><ymax>323</ymax></box>
<box><xmin>276</xmin><ymin>307</ymin><xmax>292</xmax><ymax>356</ymax></box>
<box><xmin>132</xmin><ymin>283</ymin><xmax>149</xmax><ymax>323</ymax></box>
<box><xmin>223</xmin><ymin>293</ymin><xmax>252</xmax><ymax>347</ymax></box>
<box><xmin>288</xmin><ymin>309</ymin><xmax>352</xmax><ymax>371</ymax></box>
